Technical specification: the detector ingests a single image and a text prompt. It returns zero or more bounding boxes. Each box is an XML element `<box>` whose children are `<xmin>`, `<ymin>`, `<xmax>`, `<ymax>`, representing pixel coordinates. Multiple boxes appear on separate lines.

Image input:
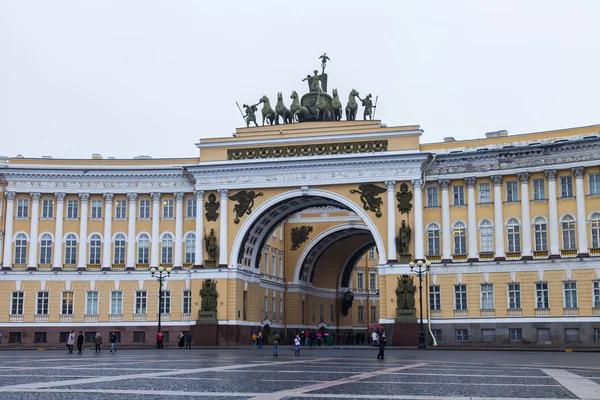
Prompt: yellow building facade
<box><xmin>1</xmin><ymin>121</ymin><xmax>599</xmax><ymax>347</ymax></box>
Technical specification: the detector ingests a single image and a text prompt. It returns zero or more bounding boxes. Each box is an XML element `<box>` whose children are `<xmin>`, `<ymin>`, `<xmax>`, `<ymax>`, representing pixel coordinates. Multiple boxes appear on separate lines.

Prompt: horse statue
<box><xmin>275</xmin><ymin>92</ymin><xmax>294</xmax><ymax>124</ymax></box>
<box><xmin>345</xmin><ymin>89</ymin><xmax>359</xmax><ymax>121</ymax></box>
<box><xmin>331</xmin><ymin>88</ymin><xmax>343</xmax><ymax>121</ymax></box>
<box><xmin>290</xmin><ymin>91</ymin><xmax>310</xmax><ymax>122</ymax></box>
<box><xmin>316</xmin><ymin>90</ymin><xmax>332</xmax><ymax>121</ymax></box>
<box><xmin>259</xmin><ymin>95</ymin><xmax>277</xmax><ymax>126</ymax></box>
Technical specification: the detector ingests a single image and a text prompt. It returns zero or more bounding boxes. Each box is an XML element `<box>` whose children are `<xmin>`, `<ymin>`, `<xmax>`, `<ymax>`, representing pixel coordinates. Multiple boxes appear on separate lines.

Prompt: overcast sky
<box><xmin>1</xmin><ymin>1</ymin><xmax>599</xmax><ymax>159</ymax></box>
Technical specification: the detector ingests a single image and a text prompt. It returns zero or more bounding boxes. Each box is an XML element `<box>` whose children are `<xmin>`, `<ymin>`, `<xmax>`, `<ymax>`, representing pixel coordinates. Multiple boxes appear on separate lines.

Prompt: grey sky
<box><xmin>1</xmin><ymin>0</ymin><xmax>599</xmax><ymax>159</ymax></box>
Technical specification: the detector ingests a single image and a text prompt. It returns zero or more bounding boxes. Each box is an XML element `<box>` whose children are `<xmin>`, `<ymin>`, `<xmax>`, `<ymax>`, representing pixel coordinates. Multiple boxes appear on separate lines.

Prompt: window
<box><xmin>481</xmin><ymin>284</ymin><xmax>494</xmax><ymax>310</ymax></box>
<box><xmin>135</xmin><ymin>291</ymin><xmax>147</xmax><ymax>314</ymax></box>
<box><xmin>564</xmin><ymin>281</ymin><xmax>578</xmax><ymax>308</ymax></box>
<box><xmin>86</xmin><ymin>291</ymin><xmax>99</xmax><ymax>315</ymax></box>
<box><xmin>453</xmin><ymin>222</ymin><xmax>466</xmax><ymax>255</ymax></box>
<box><xmin>565</xmin><ymin>328</ymin><xmax>580</xmax><ymax>343</ymax></box>
<box><xmin>508</xmin><ymin>283</ymin><xmax>521</xmax><ymax>309</ymax></box>
<box><xmin>139</xmin><ymin>199</ymin><xmax>150</xmax><ymax>219</ymax></box>
<box><xmin>17</xmin><ymin>198</ymin><xmax>29</xmax><ymax>218</ymax></box>
<box><xmin>537</xmin><ymin>328</ymin><xmax>550</xmax><ymax>342</ymax></box>
<box><xmin>509</xmin><ymin>328</ymin><xmax>522</xmax><ymax>342</ymax></box>
<box><xmin>14</xmin><ymin>233</ymin><xmax>28</xmax><ymax>264</ymax></box>
<box><xmin>61</xmin><ymin>291</ymin><xmax>74</xmax><ymax>315</ymax></box>
<box><xmin>9</xmin><ymin>332</ymin><xmax>22</xmax><ymax>344</ymax></box>
<box><xmin>42</xmin><ymin>199</ymin><xmax>54</xmax><ymax>218</ymax></box>
<box><xmin>370</xmin><ymin>306</ymin><xmax>377</xmax><ymax>323</ymax></box>
<box><xmin>110</xmin><ymin>291</ymin><xmax>123</xmax><ymax>315</ymax></box>
<box><xmin>66</xmin><ymin>199</ymin><xmax>78</xmax><ymax>219</ymax></box>
<box><xmin>479</xmin><ymin>220</ymin><xmax>493</xmax><ymax>253</ymax></box>
<box><xmin>357</xmin><ymin>271</ymin><xmax>364</xmax><ymax>289</ymax></box>
<box><xmin>590</xmin><ymin>173</ymin><xmax>600</xmax><ymax>195</ymax></box>
<box><xmin>11</xmin><ymin>291</ymin><xmax>24</xmax><ymax>315</ymax></box>
<box><xmin>113</xmin><ymin>233</ymin><xmax>126</xmax><ymax>264</ymax></box>
<box><xmin>426</xmin><ymin>187</ymin><xmax>438</xmax><ymax>207</ymax></box>
<box><xmin>85</xmin><ymin>332</ymin><xmax>97</xmax><ymax>343</ymax></box>
<box><xmin>357</xmin><ymin>305</ymin><xmax>364</xmax><ymax>323</ymax></box>
<box><xmin>65</xmin><ymin>234</ymin><xmax>77</xmax><ymax>265</ymax></box>
<box><xmin>272</xmin><ymin>251</ymin><xmax>277</xmax><ymax>276</ymax></box>
<box><xmin>561</xmin><ymin>215</ymin><xmax>576</xmax><ymax>250</ymax></box>
<box><xmin>591</xmin><ymin>213</ymin><xmax>600</xmax><ymax>248</ymax></box>
<box><xmin>431</xmin><ymin>329</ymin><xmax>442</xmax><ymax>343</ymax></box>
<box><xmin>161</xmin><ymin>233</ymin><xmax>173</xmax><ymax>264</ymax></box>
<box><xmin>452</xmin><ymin>185</ymin><xmax>464</xmax><ymax>206</ymax></box>
<box><xmin>185</xmin><ymin>233</ymin><xmax>196</xmax><ymax>264</ymax></box>
<box><xmin>429</xmin><ymin>285</ymin><xmax>441</xmax><ymax>311</ymax></box>
<box><xmin>481</xmin><ymin>329</ymin><xmax>495</xmax><ymax>342</ymax></box>
<box><xmin>330</xmin><ymin>303</ymin><xmax>334</xmax><ymax>322</ymax></box>
<box><xmin>455</xmin><ymin>329</ymin><xmax>468</xmax><ymax>341</ymax></box>
<box><xmin>279</xmin><ymin>255</ymin><xmax>284</xmax><ymax>278</ymax></box>
<box><xmin>478</xmin><ymin>183</ymin><xmax>491</xmax><ymax>203</ymax></box>
<box><xmin>186</xmin><ymin>198</ymin><xmax>196</xmax><ymax>218</ymax></box>
<box><xmin>91</xmin><ymin>199</ymin><xmax>102</xmax><ymax>219</ymax></box>
<box><xmin>560</xmin><ymin>176</ymin><xmax>573</xmax><ymax>197</ymax></box>
<box><xmin>368</xmin><ymin>247</ymin><xmax>376</xmax><ymax>260</ymax></box>
<box><xmin>39</xmin><ymin>233</ymin><xmax>53</xmax><ymax>264</ymax></box>
<box><xmin>506</xmin><ymin>181</ymin><xmax>518</xmax><ymax>202</ymax></box>
<box><xmin>159</xmin><ymin>290</ymin><xmax>171</xmax><ymax>314</ymax></box>
<box><xmin>89</xmin><ymin>234</ymin><xmax>101</xmax><ymax>264</ymax></box>
<box><xmin>427</xmin><ymin>224</ymin><xmax>440</xmax><ymax>255</ymax></box>
<box><xmin>133</xmin><ymin>331</ymin><xmax>146</xmax><ymax>343</ymax></box>
<box><xmin>34</xmin><ymin>332</ymin><xmax>47</xmax><ymax>343</ymax></box>
<box><xmin>138</xmin><ymin>233</ymin><xmax>150</xmax><ymax>264</ymax></box>
<box><xmin>533</xmin><ymin>179</ymin><xmax>545</xmax><ymax>200</ymax></box>
<box><xmin>369</xmin><ymin>273</ymin><xmax>377</xmax><ymax>291</ymax></box>
<box><xmin>36</xmin><ymin>291</ymin><xmax>49</xmax><ymax>315</ymax></box>
<box><xmin>454</xmin><ymin>285</ymin><xmax>467</xmax><ymax>310</ymax></box>
<box><xmin>533</xmin><ymin>217</ymin><xmax>548</xmax><ymax>251</ymax></box>
<box><xmin>183</xmin><ymin>290</ymin><xmax>191</xmax><ymax>314</ymax></box>
<box><xmin>162</xmin><ymin>199</ymin><xmax>174</xmax><ymax>218</ymax></box>
<box><xmin>595</xmin><ymin>328</ymin><xmax>600</xmax><ymax>342</ymax></box>
<box><xmin>275</xmin><ymin>297</ymin><xmax>279</xmax><ymax>321</ymax></box>
<box><xmin>507</xmin><ymin>218</ymin><xmax>521</xmax><ymax>252</ymax></box>
<box><xmin>264</xmin><ymin>296</ymin><xmax>269</xmax><ymax>319</ymax></box>
<box><xmin>280</xmin><ymin>298</ymin><xmax>284</xmax><ymax>321</ymax></box>
<box><xmin>593</xmin><ymin>281</ymin><xmax>600</xmax><ymax>308</ymax></box>
<box><xmin>536</xmin><ymin>282</ymin><xmax>549</xmax><ymax>309</ymax></box>
<box><xmin>115</xmin><ymin>200</ymin><xmax>127</xmax><ymax>219</ymax></box>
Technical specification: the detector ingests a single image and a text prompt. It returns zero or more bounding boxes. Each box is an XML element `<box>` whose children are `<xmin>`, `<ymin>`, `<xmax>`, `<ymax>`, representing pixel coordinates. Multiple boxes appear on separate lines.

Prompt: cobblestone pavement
<box><xmin>0</xmin><ymin>348</ymin><xmax>598</xmax><ymax>399</ymax></box>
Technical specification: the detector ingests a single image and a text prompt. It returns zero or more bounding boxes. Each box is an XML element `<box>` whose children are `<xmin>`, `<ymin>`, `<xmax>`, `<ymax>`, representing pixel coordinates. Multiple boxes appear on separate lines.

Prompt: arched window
<box><xmin>65</xmin><ymin>234</ymin><xmax>77</xmax><ymax>265</ymax></box>
<box><xmin>426</xmin><ymin>223</ymin><xmax>440</xmax><ymax>256</ymax></box>
<box><xmin>89</xmin><ymin>234</ymin><xmax>102</xmax><ymax>264</ymax></box>
<box><xmin>561</xmin><ymin>215</ymin><xmax>576</xmax><ymax>250</ymax></box>
<box><xmin>161</xmin><ymin>233</ymin><xmax>173</xmax><ymax>264</ymax></box>
<box><xmin>137</xmin><ymin>233</ymin><xmax>149</xmax><ymax>264</ymax></box>
<box><xmin>453</xmin><ymin>222</ymin><xmax>466</xmax><ymax>255</ymax></box>
<box><xmin>507</xmin><ymin>218</ymin><xmax>521</xmax><ymax>253</ymax></box>
<box><xmin>185</xmin><ymin>233</ymin><xmax>196</xmax><ymax>264</ymax></box>
<box><xmin>14</xmin><ymin>233</ymin><xmax>28</xmax><ymax>264</ymax></box>
<box><xmin>533</xmin><ymin>217</ymin><xmax>548</xmax><ymax>251</ymax></box>
<box><xmin>39</xmin><ymin>233</ymin><xmax>53</xmax><ymax>264</ymax></box>
<box><xmin>591</xmin><ymin>212</ymin><xmax>600</xmax><ymax>249</ymax></box>
<box><xmin>479</xmin><ymin>220</ymin><xmax>493</xmax><ymax>253</ymax></box>
<box><xmin>114</xmin><ymin>233</ymin><xmax>126</xmax><ymax>264</ymax></box>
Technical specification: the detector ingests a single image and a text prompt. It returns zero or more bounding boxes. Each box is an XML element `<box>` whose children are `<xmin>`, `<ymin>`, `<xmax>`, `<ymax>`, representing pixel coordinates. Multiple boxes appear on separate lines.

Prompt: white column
<box><xmin>218</xmin><ymin>189</ymin><xmax>229</xmax><ymax>267</ymax></box>
<box><xmin>150</xmin><ymin>192</ymin><xmax>161</xmax><ymax>267</ymax></box>
<box><xmin>126</xmin><ymin>193</ymin><xmax>137</xmax><ymax>269</ymax></box>
<box><xmin>101</xmin><ymin>193</ymin><xmax>114</xmax><ymax>269</ymax></box>
<box><xmin>77</xmin><ymin>193</ymin><xmax>89</xmax><ymax>269</ymax></box>
<box><xmin>573</xmin><ymin>167</ymin><xmax>589</xmax><ymax>256</ymax></box>
<box><xmin>492</xmin><ymin>175</ymin><xmax>505</xmax><ymax>259</ymax></box>
<box><xmin>545</xmin><ymin>170</ymin><xmax>560</xmax><ymax>257</ymax></box>
<box><xmin>465</xmin><ymin>177</ymin><xmax>478</xmax><ymax>261</ymax></box>
<box><xmin>385</xmin><ymin>180</ymin><xmax>396</xmax><ymax>262</ymax></box>
<box><xmin>194</xmin><ymin>190</ymin><xmax>204</xmax><ymax>266</ymax></box>
<box><xmin>174</xmin><ymin>192</ymin><xmax>184</xmax><ymax>268</ymax></box>
<box><xmin>2</xmin><ymin>192</ymin><xmax>16</xmax><ymax>268</ymax></box>
<box><xmin>27</xmin><ymin>192</ymin><xmax>41</xmax><ymax>268</ymax></box>
<box><xmin>412</xmin><ymin>179</ymin><xmax>424</xmax><ymax>260</ymax></box>
<box><xmin>52</xmin><ymin>193</ymin><xmax>65</xmax><ymax>269</ymax></box>
<box><xmin>518</xmin><ymin>172</ymin><xmax>532</xmax><ymax>258</ymax></box>
<box><xmin>439</xmin><ymin>179</ymin><xmax>451</xmax><ymax>262</ymax></box>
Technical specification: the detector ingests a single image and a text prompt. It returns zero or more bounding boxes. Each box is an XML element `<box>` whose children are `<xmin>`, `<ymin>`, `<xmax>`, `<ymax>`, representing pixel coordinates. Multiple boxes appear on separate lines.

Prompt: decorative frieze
<box><xmin>227</xmin><ymin>140</ymin><xmax>388</xmax><ymax>160</ymax></box>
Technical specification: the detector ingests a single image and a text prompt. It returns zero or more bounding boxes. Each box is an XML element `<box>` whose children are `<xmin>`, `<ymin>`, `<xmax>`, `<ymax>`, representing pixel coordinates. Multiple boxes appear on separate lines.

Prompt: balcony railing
<box><xmin>113</xmin><ymin>264</ymin><xmax>125</xmax><ymax>271</ymax></box>
<box><xmin>136</xmin><ymin>263</ymin><xmax>149</xmax><ymax>270</ymax></box>
<box><xmin>260</xmin><ymin>273</ymin><xmax>285</xmax><ymax>283</ymax></box>
<box><xmin>181</xmin><ymin>313</ymin><xmax>191</xmax><ymax>321</ymax></box>
<box><xmin>63</xmin><ymin>264</ymin><xmax>77</xmax><ymax>270</ymax></box>
<box><xmin>12</xmin><ymin>264</ymin><xmax>26</xmax><ymax>270</ymax></box>
<box><xmin>59</xmin><ymin>314</ymin><xmax>74</xmax><ymax>323</ymax></box>
<box><xmin>533</xmin><ymin>250</ymin><xmax>548</xmax><ymax>259</ymax></box>
<box><xmin>38</xmin><ymin>264</ymin><xmax>52</xmax><ymax>271</ymax></box>
<box><xmin>452</xmin><ymin>254</ymin><xmax>467</xmax><ymax>262</ymax></box>
<box><xmin>480</xmin><ymin>309</ymin><xmax>495</xmax><ymax>318</ymax></box>
<box><xmin>535</xmin><ymin>308</ymin><xmax>550</xmax><ymax>317</ymax></box>
<box><xmin>34</xmin><ymin>314</ymin><xmax>49</xmax><ymax>323</ymax></box>
<box><xmin>593</xmin><ymin>307</ymin><xmax>600</xmax><ymax>316</ymax></box>
<box><xmin>590</xmin><ymin>248</ymin><xmax>600</xmax><ymax>256</ymax></box>
<box><xmin>84</xmin><ymin>314</ymin><xmax>99</xmax><ymax>322</ymax></box>
<box><xmin>429</xmin><ymin>310</ymin><xmax>442</xmax><ymax>319</ymax></box>
<box><xmin>506</xmin><ymin>252</ymin><xmax>521</xmax><ymax>260</ymax></box>
<box><xmin>133</xmin><ymin>313</ymin><xmax>147</xmax><ymax>321</ymax></box>
<box><xmin>507</xmin><ymin>308</ymin><xmax>522</xmax><ymax>317</ymax></box>
<box><xmin>109</xmin><ymin>314</ymin><xmax>123</xmax><ymax>322</ymax></box>
<box><xmin>454</xmin><ymin>309</ymin><xmax>468</xmax><ymax>318</ymax></box>
<box><xmin>560</xmin><ymin>249</ymin><xmax>577</xmax><ymax>257</ymax></box>
<box><xmin>9</xmin><ymin>314</ymin><xmax>24</xmax><ymax>323</ymax></box>
<box><xmin>563</xmin><ymin>307</ymin><xmax>579</xmax><ymax>316</ymax></box>
<box><xmin>479</xmin><ymin>252</ymin><xmax>494</xmax><ymax>261</ymax></box>
<box><xmin>159</xmin><ymin>313</ymin><xmax>171</xmax><ymax>321</ymax></box>
<box><xmin>426</xmin><ymin>255</ymin><xmax>441</xmax><ymax>263</ymax></box>
<box><xmin>87</xmin><ymin>264</ymin><xmax>101</xmax><ymax>271</ymax></box>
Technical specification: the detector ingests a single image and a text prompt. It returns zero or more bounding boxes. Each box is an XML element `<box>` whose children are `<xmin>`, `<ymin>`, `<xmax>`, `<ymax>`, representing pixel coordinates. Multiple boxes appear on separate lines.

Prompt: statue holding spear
<box><xmin>236</xmin><ymin>101</ymin><xmax>260</xmax><ymax>127</ymax></box>
<box><xmin>357</xmin><ymin>93</ymin><xmax>377</xmax><ymax>121</ymax></box>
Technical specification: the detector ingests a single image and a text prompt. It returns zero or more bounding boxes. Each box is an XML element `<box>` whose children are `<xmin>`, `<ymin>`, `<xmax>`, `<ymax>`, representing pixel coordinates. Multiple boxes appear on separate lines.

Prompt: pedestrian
<box><xmin>94</xmin><ymin>332</ymin><xmax>102</xmax><ymax>353</ymax></box>
<box><xmin>178</xmin><ymin>331</ymin><xmax>185</xmax><ymax>348</ymax></box>
<box><xmin>185</xmin><ymin>332</ymin><xmax>192</xmax><ymax>349</ymax></box>
<box><xmin>304</xmin><ymin>329</ymin><xmax>309</xmax><ymax>346</ymax></box>
<box><xmin>0</xmin><ymin>331</ymin><xmax>3</xmax><ymax>344</ymax></box>
<box><xmin>371</xmin><ymin>330</ymin><xmax>379</xmax><ymax>346</ymax></box>
<box><xmin>316</xmin><ymin>331</ymin><xmax>322</xmax><ymax>346</ymax></box>
<box><xmin>377</xmin><ymin>331</ymin><xmax>387</xmax><ymax>360</ymax></box>
<box><xmin>109</xmin><ymin>332</ymin><xmax>117</xmax><ymax>352</ymax></box>
<box><xmin>156</xmin><ymin>330</ymin><xmax>164</xmax><ymax>349</ymax></box>
<box><xmin>77</xmin><ymin>331</ymin><xmax>84</xmax><ymax>354</ymax></box>
<box><xmin>257</xmin><ymin>332</ymin><xmax>263</xmax><ymax>349</ymax></box>
<box><xmin>67</xmin><ymin>329</ymin><xmax>75</xmax><ymax>353</ymax></box>
<box><xmin>252</xmin><ymin>333</ymin><xmax>257</xmax><ymax>347</ymax></box>
<box><xmin>294</xmin><ymin>334</ymin><xmax>301</xmax><ymax>356</ymax></box>
<box><xmin>272</xmin><ymin>332</ymin><xmax>280</xmax><ymax>357</ymax></box>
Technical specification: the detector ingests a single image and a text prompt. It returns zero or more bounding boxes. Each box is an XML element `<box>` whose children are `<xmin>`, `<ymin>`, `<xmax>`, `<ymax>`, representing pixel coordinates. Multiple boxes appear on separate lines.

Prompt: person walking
<box><xmin>377</xmin><ymin>331</ymin><xmax>387</xmax><ymax>360</ymax></box>
<box><xmin>272</xmin><ymin>332</ymin><xmax>280</xmax><ymax>357</ymax></box>
<box><xmin>67</xmin><ymin>330</ymin><xmax>75</xmax><ymax>353</ymax></box>
<box><xmin>156</xmin><ymin>331</ymin><xmax>164</xmax><ymax>349</ymax></box>
<box><xmin>294</xmin><ymin>335</ymin><xmax>301</xmax><ymax>356</ymax></box>
<box><xmin>76</xmin><ymin>331</ymin><xmax>84</xmax><ymax>354</ymax></box>
<box><xmin>94</xmin><ymin>332</ymin><xmax>102</xmax><ymax>353</ymax></box>
<box><xmin>185</xmin><ymin>332</ymin><xmax>192</xmax><ymax>349</ymax></box>
<box><xmin>178</xmin><ymin>332</ymin><xmax>185</xmax><ymax>348</ymax></box>
<box><xmin>371</xmin><ymin>330</ymin><xmax>379</xmax><ymax>346</ymax></box>
<box><xmin>257</xmin><ymin>332</ymin><xmax>263</xmax><ymax>349</ymax></box>
<box><xmin>252</xmin><ymin>333</ymin><xmax>257</xmax><ymax>347</ymax></box>
<box><xmin>109</xmin><ymin>332</ymin><xmax>117</xmax><ymax>352</ymax></box>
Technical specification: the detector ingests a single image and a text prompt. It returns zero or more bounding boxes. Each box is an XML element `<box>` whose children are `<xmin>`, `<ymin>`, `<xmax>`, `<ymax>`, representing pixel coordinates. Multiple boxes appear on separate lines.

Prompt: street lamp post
<box><xmin>150</xmin><ymin>266</ymin><xmax>172</xmax><ymax>333</ymax></box>
<box><xmin>408</xmin><ymin>259</ymin><xmax>431</xmax><ymax>349</ymax></box>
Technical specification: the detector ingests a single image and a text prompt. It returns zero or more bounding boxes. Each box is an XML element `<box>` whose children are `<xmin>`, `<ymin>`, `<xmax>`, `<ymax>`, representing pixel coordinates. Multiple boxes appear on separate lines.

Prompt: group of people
<box><xmin>65</xmin><ymin>330</ymin><xmax>116</xmax><ymax>353</ymax></box>
<box><xmin>177</xmin><ymin>331</ymin><xmax>193</xmax><ymax>348</ymax></box>
<box><xmin>251</xmin><ymin>332</ymin><xmax>264</xmax><ymax>349</ymax></box>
